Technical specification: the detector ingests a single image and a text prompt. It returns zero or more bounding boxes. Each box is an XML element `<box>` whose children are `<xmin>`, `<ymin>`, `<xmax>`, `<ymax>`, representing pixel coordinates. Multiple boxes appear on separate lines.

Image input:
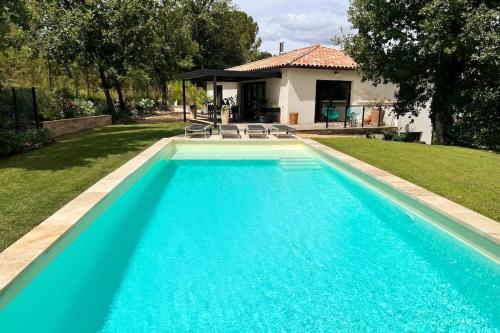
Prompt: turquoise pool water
<box><xmin>0</xmin><ymin>143</ymin><xmax>499</xmax><ymax>332</ymax></box>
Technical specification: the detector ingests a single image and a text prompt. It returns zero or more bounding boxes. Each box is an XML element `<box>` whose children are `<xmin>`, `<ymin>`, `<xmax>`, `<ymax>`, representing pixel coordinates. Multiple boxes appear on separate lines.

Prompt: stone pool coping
<box><xmin>0</xmin><ymin>137</ymin><xmax>498</xmax><ymax>297</ymax></box>
<box><xmin>302</xmin><ymin>139</ymin><xmax>500</xmax><ymax>247</ymax></box>
<box><xmin>0</xmin><ymin>138</ymin><xmax>173</xmax><ymax>296</ymax></box>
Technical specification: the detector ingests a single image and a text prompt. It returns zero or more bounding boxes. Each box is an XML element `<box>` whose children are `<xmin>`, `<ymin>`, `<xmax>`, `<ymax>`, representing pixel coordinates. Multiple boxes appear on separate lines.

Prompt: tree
<box><xmin>251</xmin><ymin>50</ymin><xmax>273</xmax><ymax>61</ymax></box>
<box><xmin>187</xmin><ymin>0</ymin><xmax>261</xmax><ymax>69</ymax></box>
<box><xmin>0</xmin><ymin>0</ymin><xmax>29</xmax><ymax>51</ymax></box>
<box><xmin>344</xmin><ymin>0</ymin><xmax>500</xmax><ymax>148</ymax></box>
<box><xmin>37</xmin><ymin>0</ymin><xmax>158</xmax><ymax>113</ymax></box>
<box><xmin>150</xmin><ymin>0</ymin><xmax>196</xmax><ymax>108</ymax></box>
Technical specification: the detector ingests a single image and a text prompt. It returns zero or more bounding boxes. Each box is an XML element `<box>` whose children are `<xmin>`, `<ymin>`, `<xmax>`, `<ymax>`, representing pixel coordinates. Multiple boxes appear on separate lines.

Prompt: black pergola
<box><xmin>176</xmin><ymin>69</ymin><xmax>281</xmax><ymax>126</ymax></box>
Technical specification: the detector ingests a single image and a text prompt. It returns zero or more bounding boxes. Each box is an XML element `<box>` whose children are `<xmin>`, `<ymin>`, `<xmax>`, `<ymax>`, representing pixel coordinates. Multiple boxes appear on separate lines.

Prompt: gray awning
<box><xmin>176</xmin><ymin>69</ymin><xmax>281</xmax><ymax>82</ymax></box>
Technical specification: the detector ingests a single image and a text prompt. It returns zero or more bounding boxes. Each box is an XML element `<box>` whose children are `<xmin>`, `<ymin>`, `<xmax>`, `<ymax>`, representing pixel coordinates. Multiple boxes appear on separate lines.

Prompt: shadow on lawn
<box><xmin>0</xmin><ymin>124</ymin><xmax>185</xmax><ymax>171</ymax></box>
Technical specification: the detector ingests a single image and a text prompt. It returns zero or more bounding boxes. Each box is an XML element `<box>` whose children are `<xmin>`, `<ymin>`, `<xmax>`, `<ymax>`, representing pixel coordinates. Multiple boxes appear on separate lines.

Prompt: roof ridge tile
<box><xmin>289</xmin><ymin>44</ymin><xmax>321</xmax><ymax>65</ymax></box>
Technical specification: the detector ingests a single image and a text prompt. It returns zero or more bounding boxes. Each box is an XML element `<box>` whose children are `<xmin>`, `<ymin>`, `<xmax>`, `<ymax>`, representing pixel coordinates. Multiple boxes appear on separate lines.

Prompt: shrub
<box><xmin>364</xmin><ymin>130</ymin><xmax>376</xmax><ymax>139</ymax></box>
<box><xmin>61</xmin><ymin>99</ymin><xmax>79</xmax><ymax>118</ymax></box>
<box><xmin>74</xmin><ymin>98</ymin><xmax>97</xmax><ymax>116</ymax></box>
<box><xmin>383</xmin><ymin>130</ymin><xmax>419</xmax><ymax>142</ymax></box>
<box><xmin>37</xmin><ymin>89</ymin><xmax>61</xmax><ymax>121</ymax></box>
<box><xmin>382</xmin><ymin>130</ymin><xmax>399</xmax><ymax>141</ymax></box>
<box><xmin>136</xmin><ymin>98</ymin><xmax>156</xmax><ymax>116</ymax></box>
<box><xmin>38</xmin><ymin>88</ymin><xmax>102</xmax><ymax>120</ymax></box>
<box><xmin>112</xmin><ymin>111</ymin><xmax>135</xmax><ymax>124</ymax></box>
<box><xmin>0</xmin><ymin>128</ymin><xmax>52</xmax><ymax>157</ymax></box>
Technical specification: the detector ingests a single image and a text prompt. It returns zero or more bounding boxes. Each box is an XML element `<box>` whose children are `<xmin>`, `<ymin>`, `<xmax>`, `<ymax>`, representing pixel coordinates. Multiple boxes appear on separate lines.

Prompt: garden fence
<box><xmin>0</xmin><ymin>87</ymin><xmax>40</xmax><ymax>130</ymax></box>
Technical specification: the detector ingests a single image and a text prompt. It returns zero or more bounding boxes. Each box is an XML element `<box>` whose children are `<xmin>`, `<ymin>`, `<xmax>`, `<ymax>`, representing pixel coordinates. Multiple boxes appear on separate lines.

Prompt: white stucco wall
<box><xmin>396</xmin><ymin>103</ymin><xmax>433</xmax><ymax>144</ymax></box>
<box><xmin>214</xmin><ymin>67</ymin><xmax>433</xmax><ymax>143</ymax></box>
<box><xmin>207</xmin><ymin>82</ymin><xmax>238</xmax><ymax>104</ymax></box>
<box><xmin>283</xmin><ymin>68</ymin><xmax>398</xmax><ymax>124</ymax></box>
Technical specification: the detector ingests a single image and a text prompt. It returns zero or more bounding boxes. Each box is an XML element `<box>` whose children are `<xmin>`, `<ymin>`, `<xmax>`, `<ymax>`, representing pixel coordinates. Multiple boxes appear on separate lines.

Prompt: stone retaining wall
<box><xmin>42</xmin><ymin>115</ymin><xmax>112</xmax><ymax>138</ymax></box>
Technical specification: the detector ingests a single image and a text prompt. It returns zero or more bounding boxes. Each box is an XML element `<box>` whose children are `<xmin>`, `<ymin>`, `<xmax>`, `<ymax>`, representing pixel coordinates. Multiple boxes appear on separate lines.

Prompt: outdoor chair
<box><xmin>245</xmin><ymin>125</ymin><xmax>267</xmax><ymax>138</ymax></box>
<box><xmin>219</xmin><ymin>124</ymin><xmax>240</xmax><ymax>138</ymax></box>
<box><xmin>184</xmin><ymin>123</ymin><xmax>211</xmax><ymax>138</ymax></box>
<box><xmin>269</xmin><ymin>125</ymin><xmax>296</xmax><ymax>138</ymax></box>
<box><xmin>346</xmin><ymin>106</ymin><xmax>360</xmax><ymax>127</ymax></box>
<box><xmin>321</xmin><ymin>106</ymin><xmax>339</xmax><ymax>122</ymax></box>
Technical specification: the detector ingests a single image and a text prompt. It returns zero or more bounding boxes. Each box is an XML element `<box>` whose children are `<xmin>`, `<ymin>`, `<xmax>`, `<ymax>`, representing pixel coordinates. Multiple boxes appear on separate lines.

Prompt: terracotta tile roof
<box><xmin>229</xmin><ymin>45</ymin><xmax>358</xmax><ymax>71</ymax></box>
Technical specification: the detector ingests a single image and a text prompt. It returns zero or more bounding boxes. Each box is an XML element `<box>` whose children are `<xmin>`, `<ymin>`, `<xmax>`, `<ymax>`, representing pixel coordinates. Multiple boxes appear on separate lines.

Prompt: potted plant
<box><xmin>365</xmin><ymin>98</ymin><xmax>389</xmax><ymax>126</ymax></box>
<box><xmin>190</xmin><ymin>104</ymin><xmax>197</xmax><ymax>119</ymax></box>
<box><xmin>251</xmin><ymin>95</ymin><xmax>267</xmax><ymax>122</ymax></box>
<box><xmin>187</xmin><ymin>85</ymin><xmax>202</xmax><ymax>119</ymax></box>
<box><xmin>221</xmin><ymin>105</ymin><xmax>230</xmax><ymax>125</ymax></box>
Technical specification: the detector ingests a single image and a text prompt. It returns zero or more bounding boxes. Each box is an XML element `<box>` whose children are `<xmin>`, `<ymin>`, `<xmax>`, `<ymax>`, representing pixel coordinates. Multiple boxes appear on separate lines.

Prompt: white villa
<box><xmin>178</xmin><ymin>45</ymin><xmax>432</xmax><ymax>143</ymax></box>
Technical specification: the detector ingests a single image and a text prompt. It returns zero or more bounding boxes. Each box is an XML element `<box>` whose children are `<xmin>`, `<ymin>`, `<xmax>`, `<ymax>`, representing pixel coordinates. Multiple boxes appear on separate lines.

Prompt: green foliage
<box><xmin>1</xmin><ymin>0</ymin><xmax>266</xmax><ymax>115</ymax></box>
<box><xmin>0</xmin><ymin>128</ymin><xmax>52</xmax><ymax>157</ymax></box>
<box><xmin>136</xmin><ymin>98</ymin><xmax>156</xmax><ymax>117</ymax></box>
<box><xmin>345</xmin><ymin>0</ymin><xmax>500</xmax><ymax>149</ymax></box>
<box><xmin>168</xmin><ymin>81</ymin><xmax>184</xmax><ymax>104</ymax></box>
<box><xmin>186</xmin><ymin>83</ymin><xmax>207</xmax><ymax>106</ymax></box>
<box><xmin>168</xmin><ymin>80</ymin><xmax>206</xmax><ymax>106</ymax></box>
<box><xmin>150</xmin><ymin>0</ymin><xmax>197</xmax><ymax>106</ymax></box>
<box><xmin>74</xmin><ymin>98</ymin><xmax>97</xmax><ymax>117</ymax></box>
<box><xmin>251</xmin><ymin>51</ymin><xmax>273</xmax><ymax>61</ymax></box>
<box><xmin>112</xmin><ymin>111</ymin><xmax>135</xmax><ymax>124</ymax></box>
<box><xmin>188</xmin><ymin>0</ymin><xmax>262</xmax><ymax>69</ymax></box>
<box><xmin>36</xmin><ymin>89</ymin><xmax>100</xmax><ymax>120</ymax></box>
<box><xmin>382</xmin><ymin>130</ymin><xmax>420</xmax><ymax>143</ymax></box>
<box><xmin>0</xmin><ymin>0</ymin><xmax>29</xmax><ymax>51</ymax></box>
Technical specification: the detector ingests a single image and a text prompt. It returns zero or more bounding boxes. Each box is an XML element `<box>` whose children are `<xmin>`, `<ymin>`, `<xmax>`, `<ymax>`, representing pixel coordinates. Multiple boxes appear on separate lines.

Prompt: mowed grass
<box><xmin>314</xmin><ymin>138</ymin><xmax>500</xmax><ymax>222</ymax></box>
<box><xmin>0</xmin><ymin>123</ymin><xmax>185</xmax><ymax>251</ymax></box>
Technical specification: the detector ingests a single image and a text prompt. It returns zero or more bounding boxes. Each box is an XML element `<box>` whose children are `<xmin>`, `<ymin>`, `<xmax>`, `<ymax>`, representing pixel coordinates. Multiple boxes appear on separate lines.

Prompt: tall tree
<box><xmin>345</xmin><ymin>0</ymin><xmax>500</xmax><ymax>148</ymax></box>
<box><xmin>187</xmin><ymin>0</ymin><xmax>261</xmax><ymax>69</ymax></box>
<box><xmin>150</xmin><ymin>0</ymin><xmax>196</xmax><ymax>108</ymax></box>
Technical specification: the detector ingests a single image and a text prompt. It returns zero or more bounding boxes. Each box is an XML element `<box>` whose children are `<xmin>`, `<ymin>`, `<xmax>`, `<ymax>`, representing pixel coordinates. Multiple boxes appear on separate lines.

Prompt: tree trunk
<box><xmin>161</xmin><ymin>79</ymin><xmax>168</xmax><ymax>110</ymax></box>
<box><xmin>433</xmin><ymin>112</ymin><xmax>446</xmax><ymax>145</ymax></box>
<box><xmin>99</xmin><ymin>68</ymin><xmax>115</xmax><ymax>114</ymax></box>
<box><xmin>114</xmin><ymin>80</ymin><xmax>126</xmax><ymax>113</ymax></box>
<box><xmin>85</xmin><ymin>68</ymin><xmax>90</xmax><ymax>98</ymax></box>
<box><xmin>47</xmin><ymin>57</ymin><xmax>53</xmax><ymax>89</ymax></box>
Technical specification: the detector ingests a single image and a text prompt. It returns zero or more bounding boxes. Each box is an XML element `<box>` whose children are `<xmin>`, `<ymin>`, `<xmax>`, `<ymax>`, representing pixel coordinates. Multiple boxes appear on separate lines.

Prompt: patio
<box><xmin>176</xmin><ymin>69</ymin><xmax>282</xmax><ymax>126</ymax></box>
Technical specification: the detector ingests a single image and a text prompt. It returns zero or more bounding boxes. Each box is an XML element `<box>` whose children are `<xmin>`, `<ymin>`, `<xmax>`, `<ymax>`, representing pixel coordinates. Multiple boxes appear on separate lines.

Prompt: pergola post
<box><xmin>182</xmin><ymin>80</ymin><xmax>187</xmax><ymax>122</ymax></box>
<box><xmin>213</xmin><ymin>75</ymin><xmax>217</xmax><ymax>128</ymax></box>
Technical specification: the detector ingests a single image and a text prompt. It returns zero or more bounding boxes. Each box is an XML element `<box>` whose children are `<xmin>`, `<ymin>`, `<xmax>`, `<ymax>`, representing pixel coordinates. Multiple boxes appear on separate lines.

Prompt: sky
<box><xmin>232</xmin><ymin>0</ymin><xmax>351</xmax><ymax>54</ymax></box>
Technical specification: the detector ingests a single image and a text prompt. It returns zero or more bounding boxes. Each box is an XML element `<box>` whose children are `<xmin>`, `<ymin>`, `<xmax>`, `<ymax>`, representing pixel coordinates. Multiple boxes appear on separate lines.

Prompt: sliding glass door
<box><xmin>315</xmin><ymin>80</ymin><xmax>351</xmax><ymax>123</ymax></box>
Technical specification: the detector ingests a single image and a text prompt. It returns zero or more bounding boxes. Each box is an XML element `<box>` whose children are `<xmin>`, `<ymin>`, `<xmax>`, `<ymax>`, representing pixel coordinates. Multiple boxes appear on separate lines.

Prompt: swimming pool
<box><xmin>0</xmin><ymin>141</ymin><xmax>499</xmax><ymax>332</ymax></box>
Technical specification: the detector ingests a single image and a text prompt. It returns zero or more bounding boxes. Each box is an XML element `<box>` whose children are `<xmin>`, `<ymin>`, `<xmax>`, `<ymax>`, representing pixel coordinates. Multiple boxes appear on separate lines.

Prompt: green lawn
<box><xmin>0</xmin><ymin>123</ymin><xmax>185</xmax><ymax>251</ymax></box>
<box><xmin>315</xmin><ymin>138</ymin><xmax>500</xmax><ymax>222</ymax></box>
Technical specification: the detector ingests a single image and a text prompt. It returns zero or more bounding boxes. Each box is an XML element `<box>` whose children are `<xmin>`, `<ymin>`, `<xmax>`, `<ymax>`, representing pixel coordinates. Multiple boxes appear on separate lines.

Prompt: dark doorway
<box><xmin>241</xmin><ymin>81</ymin><xmax>266</xmax><ymax>120</ymax></box>
<box><xmin>216</xmin><ymin>85</ymin><xmax>223</xmax><ymax>107</ymax></box>
<box><xmin>315</xmin><ymin>80</ymin><xmax>351</xmax><ymax>123</ymax></box>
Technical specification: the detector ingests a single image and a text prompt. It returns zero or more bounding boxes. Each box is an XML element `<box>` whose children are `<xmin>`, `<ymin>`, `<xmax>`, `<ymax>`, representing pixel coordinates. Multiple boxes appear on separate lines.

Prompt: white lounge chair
<box><xmin>185</xmin><ymin>124</ymin><xmax>211</xmax><ymax>138</ymax></box>
<box><xmin>245</xmin><ymin>125</ymin><xmax>267</xmax><ymax>138</ymax></box>
<box><xmin>219</xmin><ymin>125</ymin><xmax>240</xmax><ymax>138</ymax></box>
<box><xmin>269</xmin><ymin>125</ymin><xmax>296</xmax><ymax>138</ymax></box>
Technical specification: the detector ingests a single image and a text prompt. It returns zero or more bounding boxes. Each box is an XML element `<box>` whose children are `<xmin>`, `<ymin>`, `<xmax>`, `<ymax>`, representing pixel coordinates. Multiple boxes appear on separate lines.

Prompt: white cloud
<box><xmin>233</xmin><ymin>0</ymin><xmax>351</xmax><ymax>53</ymax></box>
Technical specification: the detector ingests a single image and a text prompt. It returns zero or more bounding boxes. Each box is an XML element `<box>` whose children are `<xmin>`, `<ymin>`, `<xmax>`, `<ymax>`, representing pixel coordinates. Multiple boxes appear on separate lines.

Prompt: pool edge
<box><xmin>302</xmin><ymin>138</ymin><xmax>500</xmax><ymax>259</ymax></box>
<box><xmin>0</xmin><ymin>138</ymin><xmax>174</xmax><ymax>299</ymax></box>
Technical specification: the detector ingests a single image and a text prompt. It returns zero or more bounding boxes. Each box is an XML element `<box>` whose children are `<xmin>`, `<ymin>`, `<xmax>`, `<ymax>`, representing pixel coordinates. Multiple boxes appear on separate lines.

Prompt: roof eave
<box><xmin>233</xmin><ymin>64</ymin><xmax>358</xmax><ymax>72</ymax></box>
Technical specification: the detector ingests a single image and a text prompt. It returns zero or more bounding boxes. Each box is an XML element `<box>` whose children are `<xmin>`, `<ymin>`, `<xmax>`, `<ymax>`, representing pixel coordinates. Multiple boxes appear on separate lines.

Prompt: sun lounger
<box><xmin>245</xmin><ymin>125</ymin><xmax>267</xmax><ymax>138</ymax></box>
<box><xmin>185</xmin><ymin>123</ymin><xmax>211</xmax><ymax>138</ymax></box>
<box><xmin>219</xmin><ymin>124</ymin><xmax>240</xmax><ymax>138</ymax></box>
<box><xmin>269</xmin><ymin>125</ymin><xmax>296</xmax><ymax>138</ymax></box>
